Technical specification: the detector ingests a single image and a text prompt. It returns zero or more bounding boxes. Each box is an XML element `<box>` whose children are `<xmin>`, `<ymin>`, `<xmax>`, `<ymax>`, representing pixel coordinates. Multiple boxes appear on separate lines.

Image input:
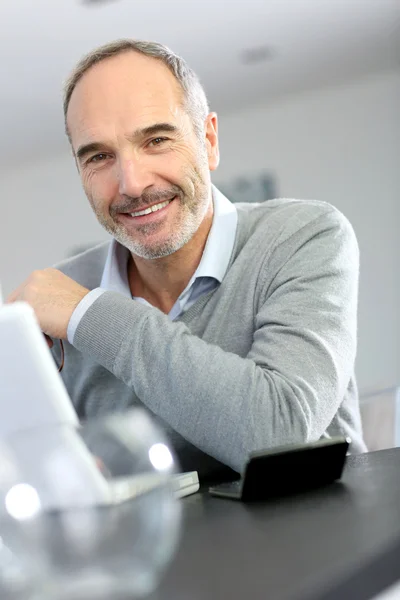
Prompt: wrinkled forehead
<box><xmin>66</xmin><ymin>51</ymin><xmax>187</xmax><ymax>145</ymax></box>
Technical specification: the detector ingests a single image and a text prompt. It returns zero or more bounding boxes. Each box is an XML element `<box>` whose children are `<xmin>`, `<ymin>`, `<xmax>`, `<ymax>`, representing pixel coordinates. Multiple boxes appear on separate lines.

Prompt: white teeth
<box><xmin>130</xmin><ymin>198</ymin><xmax>172</xmax><ymax>218</ymax></box>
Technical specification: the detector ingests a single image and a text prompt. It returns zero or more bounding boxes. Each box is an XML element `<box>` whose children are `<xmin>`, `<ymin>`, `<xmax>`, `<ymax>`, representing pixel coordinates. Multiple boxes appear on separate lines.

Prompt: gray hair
<box><xmin>63</xmin><ymin>39</ymin><xmax>210</xmax><ymax>140</ymax></box>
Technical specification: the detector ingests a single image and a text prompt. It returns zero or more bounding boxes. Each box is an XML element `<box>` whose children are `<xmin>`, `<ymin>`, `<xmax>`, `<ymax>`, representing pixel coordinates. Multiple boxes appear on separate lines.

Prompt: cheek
<box><xmin>82</xmin><ymin>169</ymin><xmax>117</xmax><ymax>209</ymax></box>
<box><xmin>157</xmin><ymin>153</ymin><xmax>183</xmax><ymax>176</ymax></box>
<box><xmin>158</xmin><ymin>148</ymin><xmax>201</xmax><ymax>185</ymax></box>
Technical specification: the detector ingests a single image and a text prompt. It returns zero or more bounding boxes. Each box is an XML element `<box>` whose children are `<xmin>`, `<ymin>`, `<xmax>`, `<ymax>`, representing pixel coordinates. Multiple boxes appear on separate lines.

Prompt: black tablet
<box><xmin>209</xmin><ymin>437</ymin><xmax>350</xmax><ymax>501</ymax></box>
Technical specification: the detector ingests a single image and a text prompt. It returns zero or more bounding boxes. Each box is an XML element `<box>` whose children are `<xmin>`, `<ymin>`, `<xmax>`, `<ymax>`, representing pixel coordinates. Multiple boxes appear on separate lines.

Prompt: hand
<box><xmin>6</xmin><ymin>268</ymin><xmax>90</xmax><ymax>340</ymax></box>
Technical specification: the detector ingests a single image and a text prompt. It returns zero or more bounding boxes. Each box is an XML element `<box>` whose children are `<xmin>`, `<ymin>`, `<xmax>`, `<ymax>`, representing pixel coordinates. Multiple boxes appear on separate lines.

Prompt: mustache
<box><xmin>110</xmin><ymin>187</ymin><xmax>181</xmax><ymax>216</ymax></box>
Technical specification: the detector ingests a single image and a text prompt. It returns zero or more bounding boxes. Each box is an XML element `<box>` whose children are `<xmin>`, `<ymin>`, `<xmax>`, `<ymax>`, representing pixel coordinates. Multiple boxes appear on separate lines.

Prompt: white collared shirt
<box><xmin>67</xmin><ymin>186</ymin><xmax>237</xmax><ymax>343</ymax></box>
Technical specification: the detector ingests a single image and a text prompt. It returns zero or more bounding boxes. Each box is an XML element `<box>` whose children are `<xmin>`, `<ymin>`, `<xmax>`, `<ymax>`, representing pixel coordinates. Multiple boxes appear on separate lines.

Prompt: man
<box><xmin>8</xmin><ymin>39</ymin><xmax>366</xmax><ymax>479</ymax></box>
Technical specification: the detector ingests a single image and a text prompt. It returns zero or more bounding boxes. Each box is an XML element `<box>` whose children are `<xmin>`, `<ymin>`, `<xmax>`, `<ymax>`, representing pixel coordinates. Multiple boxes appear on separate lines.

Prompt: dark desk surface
<box><xmin>154</xmin><ymin>448</ymin><xmax>400</xmax><ymax>600</ymax></box>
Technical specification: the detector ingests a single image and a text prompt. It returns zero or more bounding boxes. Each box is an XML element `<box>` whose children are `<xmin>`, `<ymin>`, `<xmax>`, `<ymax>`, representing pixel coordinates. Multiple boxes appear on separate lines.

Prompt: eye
<box><xmin>87</xmin><ymin>153</ymin><xmax>110</xmax><ymax>164</ymax></box>
<box><xmin>148</xmin><ymin>137</ymin><xmax>168</xmax><ymax>147</ymax></box>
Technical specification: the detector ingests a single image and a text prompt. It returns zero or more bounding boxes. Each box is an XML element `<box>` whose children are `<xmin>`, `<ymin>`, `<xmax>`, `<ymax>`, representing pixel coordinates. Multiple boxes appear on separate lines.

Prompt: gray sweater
<box><xmin>55</xmin><ymin>198</ymin><xmax>366</xmax><ymax>478</ymax></box>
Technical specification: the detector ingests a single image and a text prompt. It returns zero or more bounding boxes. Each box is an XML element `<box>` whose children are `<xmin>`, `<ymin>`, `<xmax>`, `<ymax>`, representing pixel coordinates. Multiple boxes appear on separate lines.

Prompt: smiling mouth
<box><xmin>128</xmin><ymin>196</ymin><xmax>176</xmax><ymax>218</ymax></box>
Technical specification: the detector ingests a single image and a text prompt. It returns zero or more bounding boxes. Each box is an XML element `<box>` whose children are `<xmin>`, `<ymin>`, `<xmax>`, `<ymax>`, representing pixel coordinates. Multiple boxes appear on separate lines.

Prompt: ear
<box><xmin>204</xmin><ymin>112</ymin><xmax>220</xmax><ymax>171</ymax></box>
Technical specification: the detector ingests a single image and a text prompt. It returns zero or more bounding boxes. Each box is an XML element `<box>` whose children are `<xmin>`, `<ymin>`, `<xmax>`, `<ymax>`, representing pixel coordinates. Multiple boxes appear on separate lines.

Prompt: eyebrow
<box><xmin>75</xmin><ymin>122</ymin><xmax>179</xmax><ymax>162</ymax></box>
<box><xmin>75</xmin><ymin>142</ymin><xmax>104</xmax><ymax>162</ymax></box>
<box><xmin>131</xmin><ymin>122</ymin><xmax>179</xmax><ymax>140</ymax></box>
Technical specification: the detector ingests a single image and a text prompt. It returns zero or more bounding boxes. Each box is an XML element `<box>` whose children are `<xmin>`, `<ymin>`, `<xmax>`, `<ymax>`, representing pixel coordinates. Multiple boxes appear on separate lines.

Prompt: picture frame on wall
<box><xmin>214</xmin><ymin>171</ymin><xmax>278</xmax><ymax>204</ymax></box>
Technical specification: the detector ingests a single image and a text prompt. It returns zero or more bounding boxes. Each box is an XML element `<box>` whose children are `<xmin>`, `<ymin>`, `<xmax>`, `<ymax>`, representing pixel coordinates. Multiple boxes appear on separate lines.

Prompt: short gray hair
<box><xmin>63</xmin><ymin>39</ymin><xmax>210</xmax><ymax>140</ymax></box>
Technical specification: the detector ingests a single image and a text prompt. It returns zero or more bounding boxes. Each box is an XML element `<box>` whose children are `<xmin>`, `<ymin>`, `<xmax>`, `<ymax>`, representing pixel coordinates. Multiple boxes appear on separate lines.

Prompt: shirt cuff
<box><xmin>67</xmin><ymin>288</ymin><xmax>107</xmax><ymax>344</ymax></box>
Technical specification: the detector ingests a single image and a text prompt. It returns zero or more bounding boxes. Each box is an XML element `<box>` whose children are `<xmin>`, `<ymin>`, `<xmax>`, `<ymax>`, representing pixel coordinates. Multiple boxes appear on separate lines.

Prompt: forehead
<box><xmin>67</xmin><ymin>51</ymin><xmax>186</xmax><ymax>144</ymax></box>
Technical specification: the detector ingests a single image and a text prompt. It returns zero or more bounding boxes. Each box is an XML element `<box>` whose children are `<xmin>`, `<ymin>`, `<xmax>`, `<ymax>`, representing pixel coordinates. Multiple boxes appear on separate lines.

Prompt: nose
<box><xmin>117</xmin><ymin>156</ymin><xmax>154</xmax><ymax>199</ymax></box>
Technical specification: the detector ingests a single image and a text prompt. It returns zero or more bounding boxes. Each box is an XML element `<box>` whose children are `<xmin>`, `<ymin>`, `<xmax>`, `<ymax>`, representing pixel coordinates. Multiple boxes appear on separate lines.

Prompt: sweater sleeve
<box><xmin>72</xmin><ymin>209</ymin><xmax>359</xmax><ymax>472</ymax></box>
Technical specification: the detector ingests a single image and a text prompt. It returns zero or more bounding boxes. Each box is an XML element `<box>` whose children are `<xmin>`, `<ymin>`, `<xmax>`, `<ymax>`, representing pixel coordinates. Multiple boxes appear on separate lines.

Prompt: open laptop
<box><xmin>0</xmin><ymin>297</ymin><xmax>199</xmax><ymax>506</ymax></box>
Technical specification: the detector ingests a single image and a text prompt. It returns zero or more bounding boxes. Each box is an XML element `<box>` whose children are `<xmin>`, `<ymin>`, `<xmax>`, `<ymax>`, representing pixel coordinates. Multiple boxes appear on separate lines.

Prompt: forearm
<box><xmin>72</xmin><ymin>292</ymin><xmax>347</xmax><ymax>472</ymax></box>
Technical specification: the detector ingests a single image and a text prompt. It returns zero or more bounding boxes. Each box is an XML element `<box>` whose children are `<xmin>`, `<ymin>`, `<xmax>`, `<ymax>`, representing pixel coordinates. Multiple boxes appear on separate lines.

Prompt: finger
<box><xmin>6</xmin><ymin>283</ymin><xmax>24</xmax><ymax>304</ymax></box>
<box><xmin>45</xmin><ymin>335</ymin><xmax>54</xmax><ymax>349</ymax></box>
<box><xmin>5</xmin><ymin>290</ymin><xmax>17</xmax><ymax>303</ymax></box>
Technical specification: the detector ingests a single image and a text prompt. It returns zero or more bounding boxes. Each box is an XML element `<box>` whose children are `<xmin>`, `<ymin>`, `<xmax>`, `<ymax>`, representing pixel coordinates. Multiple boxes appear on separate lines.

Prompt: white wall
<box><xmin>0</xmin><ymin>69</ymin><xmax>398</xmax><ymax>392</ymax></box>
<box><xmin>0</xmin><ymin>152</ymin><xmax>109</xmax><ymax>294</ymax></box>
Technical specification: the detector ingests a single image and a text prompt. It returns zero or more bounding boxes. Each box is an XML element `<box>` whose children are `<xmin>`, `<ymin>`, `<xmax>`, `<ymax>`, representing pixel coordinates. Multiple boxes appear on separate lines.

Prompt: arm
<box><xmin>72</xmin><ymin>210</ymin><xmax>359</xmax><ymax>472</ymax></box>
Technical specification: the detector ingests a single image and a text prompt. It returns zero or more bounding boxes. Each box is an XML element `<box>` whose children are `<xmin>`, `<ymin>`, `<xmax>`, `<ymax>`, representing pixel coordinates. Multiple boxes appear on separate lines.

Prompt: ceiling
<box><xmin>0</xmin><ymin>0</ymin><xmax>399</xmax><ymax>166</ymax></box>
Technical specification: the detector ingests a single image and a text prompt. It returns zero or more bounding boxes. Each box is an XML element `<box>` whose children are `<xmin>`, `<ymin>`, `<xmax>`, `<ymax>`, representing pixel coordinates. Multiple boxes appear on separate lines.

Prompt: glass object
<box><xmin>0</xmin><ymin>409</ymin><xmax>182</xmax><ymax>599</ymax></box>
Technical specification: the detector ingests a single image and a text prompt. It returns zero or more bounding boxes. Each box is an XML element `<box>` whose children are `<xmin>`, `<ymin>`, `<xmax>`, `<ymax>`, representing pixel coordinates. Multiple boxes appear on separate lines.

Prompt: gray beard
<box><xmin>111</xmin><ymin>224</ymin><xmax>195</xmax><ymax>259</ymax></box>
<box><xmin>101</xmin><ymin>190</ymin><xmax>211</xmax><ymax>259</ymax></box>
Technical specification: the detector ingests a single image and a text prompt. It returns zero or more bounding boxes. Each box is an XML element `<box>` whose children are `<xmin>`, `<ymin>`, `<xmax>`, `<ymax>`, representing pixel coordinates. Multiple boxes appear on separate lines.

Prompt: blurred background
<box><xmin>0</xmin><ymin>0</ymin><xmax>398</xmax><ymax>420</ymax></box>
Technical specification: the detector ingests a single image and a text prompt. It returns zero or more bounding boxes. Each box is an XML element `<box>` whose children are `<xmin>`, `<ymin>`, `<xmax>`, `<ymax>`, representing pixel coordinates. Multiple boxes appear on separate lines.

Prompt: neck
<box><xmin>128</xmin><ymin>203</ymin><xmax>214</xmax><ymax>314</ymax></box>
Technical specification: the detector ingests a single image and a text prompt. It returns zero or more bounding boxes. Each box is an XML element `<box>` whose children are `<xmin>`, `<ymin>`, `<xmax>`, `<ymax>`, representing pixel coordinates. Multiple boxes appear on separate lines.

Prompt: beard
<box><xmin>90</xmin><ymin>172</ymin><xmax>211</xmax><ymax>260</ymax></box>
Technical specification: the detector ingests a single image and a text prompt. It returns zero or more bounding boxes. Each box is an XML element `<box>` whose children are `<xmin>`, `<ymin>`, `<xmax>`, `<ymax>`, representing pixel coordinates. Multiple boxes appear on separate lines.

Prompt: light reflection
<box><xmin>5</xmin><ymin>484</ymin><xmax>41</xmax><ymax>521</ymax></box>
<box><xmin>148</xmin><ymin>443</ymin><xmax>173</xmax><ymax>472</ymax></box>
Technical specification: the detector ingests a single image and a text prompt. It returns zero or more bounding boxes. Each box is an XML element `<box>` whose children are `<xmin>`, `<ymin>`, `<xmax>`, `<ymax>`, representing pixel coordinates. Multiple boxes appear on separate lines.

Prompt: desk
<box><xmin>154</xmin><ymin>448</ymin><xmax>400</xmax><ymax>600</ymax></box>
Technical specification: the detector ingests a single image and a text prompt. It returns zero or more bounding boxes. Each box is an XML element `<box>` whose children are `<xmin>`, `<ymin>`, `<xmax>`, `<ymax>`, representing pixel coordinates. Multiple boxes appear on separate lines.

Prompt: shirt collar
<box><xmin>100</xmin><ymin>237</ymin><xmax>131</xmax><ymax>296</ymax></box>
<box><xmin>100</xmin><ymin>184</ymin><xmax>238</xmax><ymax>296</ymax></box>
<box><xmin>194</xmin><ymin>185</ymin><xmax>238</xmax><ymax>283</ymax></box>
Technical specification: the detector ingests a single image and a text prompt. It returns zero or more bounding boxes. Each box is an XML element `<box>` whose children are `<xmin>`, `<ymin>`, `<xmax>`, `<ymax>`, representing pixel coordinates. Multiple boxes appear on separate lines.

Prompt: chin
<box><xmin>130</xmin><ymin>243</ymin><xmax>182</xmax><ymax>260</ymax></box>
<box><xmin>129</xmin><ymin>233</ymin><xmax>192</xmax><ymax>260</ymax></box>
